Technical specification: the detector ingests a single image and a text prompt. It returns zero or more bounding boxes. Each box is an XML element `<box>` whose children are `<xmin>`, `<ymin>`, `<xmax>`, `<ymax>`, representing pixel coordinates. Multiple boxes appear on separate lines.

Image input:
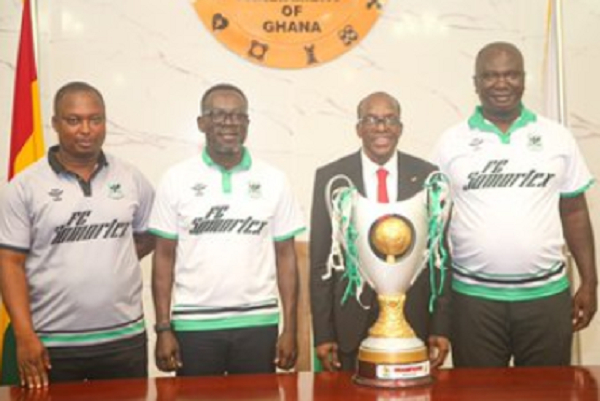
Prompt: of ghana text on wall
<box><xmin>193</xmin><ymin>0</ymin><xmax>386</xmax><ymax>69</ymax></box>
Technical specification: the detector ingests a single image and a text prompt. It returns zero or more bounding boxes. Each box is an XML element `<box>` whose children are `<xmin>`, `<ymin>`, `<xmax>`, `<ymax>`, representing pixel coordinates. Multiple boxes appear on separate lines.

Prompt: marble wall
<box><xmin>1</xmin><ymin>0</ymin><xmax>599</xmax><ymax>372</ymax></box>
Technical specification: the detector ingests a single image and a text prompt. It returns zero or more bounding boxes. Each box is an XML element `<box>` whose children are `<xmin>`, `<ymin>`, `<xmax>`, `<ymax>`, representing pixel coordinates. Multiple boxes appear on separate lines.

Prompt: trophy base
<box><xmin>353</xmin><ymin>337</ymin><xmax>431</xmax><ymax>388</ymax></box>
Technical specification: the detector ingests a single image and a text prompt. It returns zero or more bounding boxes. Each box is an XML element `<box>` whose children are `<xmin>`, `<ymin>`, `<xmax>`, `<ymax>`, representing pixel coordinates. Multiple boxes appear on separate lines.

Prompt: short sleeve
<box><xmin>431</xmin><ymin>129</ymin><xmax>453</xmax><ymax>175</ymax></box>
<box><xmin>271</xmin><ymin>173</ymin><xmax>305</xmax><ymax>241</ymax></box>
<box><xmin>149</xmin><ymin>170</ymin><xmax>179</xmax><ymax>239</ymax></box>
<box><xmin>0</xmin><ymin>180</ymin><xmax>32</xmax><ymax>252</ymax></box>
<box><xmin>131</xmin><ymin>169</ymin><xmax>155</xmax><ymax>233</ymax></box>
<box><xmin>559</xmin><ymin>128</ymin><xmax>594</xmax><ymax>197</ymax></box>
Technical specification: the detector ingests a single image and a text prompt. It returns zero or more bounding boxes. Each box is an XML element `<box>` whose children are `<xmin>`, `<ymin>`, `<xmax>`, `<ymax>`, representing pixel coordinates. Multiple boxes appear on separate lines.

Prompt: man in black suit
<box><xmin>309</xmin><ymin>92</ymin><xmax>451</xmax><ymax>372</ymax></box>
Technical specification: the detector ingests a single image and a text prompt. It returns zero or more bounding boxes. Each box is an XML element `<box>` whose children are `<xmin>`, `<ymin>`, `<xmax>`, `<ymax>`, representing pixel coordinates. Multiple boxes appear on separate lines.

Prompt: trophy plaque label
<box><xmin>376</xmin><ymin>362</ymin><xmax>430</xmax><ymax>380</ymax></box>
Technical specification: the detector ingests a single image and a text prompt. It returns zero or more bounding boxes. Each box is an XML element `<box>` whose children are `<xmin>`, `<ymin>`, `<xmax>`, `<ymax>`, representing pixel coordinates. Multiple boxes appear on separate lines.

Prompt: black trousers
<box><xmin>339</xmin><ymin>349</ymin><xmax>359</xmax><ymax>372</ymax></box>
<box><xmin>451</xmin><ymin>290</ymin><xmax>572</xmax><ymax>367</ymax></box>
<box><xmin>47</xmin><ymin>334</ymin><xmax>148</xmax><ymax>383</ymax></box>
<box><xmin>175</xmin><ymin>325</ymin><xmax>278</xmax><ymax>376</ymax></box>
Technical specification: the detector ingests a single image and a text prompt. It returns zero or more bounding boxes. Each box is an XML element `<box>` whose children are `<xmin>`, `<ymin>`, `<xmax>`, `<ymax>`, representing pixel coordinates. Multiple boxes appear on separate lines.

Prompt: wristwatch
<box><xmin>154</xmin><ymin>322</ymin><xmax>173</xmax><ymax>333</ymax></box>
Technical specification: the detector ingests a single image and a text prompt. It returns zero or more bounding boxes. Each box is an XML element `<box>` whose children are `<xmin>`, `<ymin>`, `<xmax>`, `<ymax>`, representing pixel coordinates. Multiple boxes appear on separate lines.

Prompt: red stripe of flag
<box><xmin>1</xmin><ymin>0</ymin><xmax>46</xmax><ymax>385</ymax></box>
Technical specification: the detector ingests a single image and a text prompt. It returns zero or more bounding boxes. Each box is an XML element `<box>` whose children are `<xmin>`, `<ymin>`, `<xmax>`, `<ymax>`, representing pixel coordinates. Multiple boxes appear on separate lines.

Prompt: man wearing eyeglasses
<box><xmin>310</xmin><ymin>91</ymin><xmax>451</xmax><ymax>372</ymax></box>
<box><xmin>150</xmin><ymin>83</ymin><xmax>305</xmax><ymax>376</ymax></box>
<box><xmin>434</xmin><ymin>42</ymin><xmax>597</xmax><ymax>367</ymax></box>
<box><xmin>0</xmin><ymin>81</ymin><xmax>155</xmax><ymax>388</ymax></box>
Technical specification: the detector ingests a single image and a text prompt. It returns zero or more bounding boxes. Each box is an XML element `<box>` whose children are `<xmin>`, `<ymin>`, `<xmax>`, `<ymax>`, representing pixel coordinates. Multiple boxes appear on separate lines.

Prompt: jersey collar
<box><xmin>201</xmin><ymin>146</ymin><xmax>252</xmax><ymax>172</ymax></box>
<box><xmin>468</xmin><ymin>104</ymin><xmax>537</xmax><ymax>144</ymax></box>
<box><xmin>47</xmin><ymin>145</ymin><xmax>108</xmax><ymax>175</ymax></box>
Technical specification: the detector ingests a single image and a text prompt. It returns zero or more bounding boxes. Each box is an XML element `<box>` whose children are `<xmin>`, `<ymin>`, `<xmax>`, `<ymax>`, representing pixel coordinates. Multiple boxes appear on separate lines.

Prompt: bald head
<box><xmin>475</xmin><ymin>42</ymin><xmax>524</xmax><ymax>75</ymax></box>
<box><xmin>355</xmin><ymin>91</ymin><xmax>403</xmax><ymax>165</ymax></box>
<box><xmin>357</xmin><ymin>92</ymin><xmax>401</xmax><ymax>119</ymax></box>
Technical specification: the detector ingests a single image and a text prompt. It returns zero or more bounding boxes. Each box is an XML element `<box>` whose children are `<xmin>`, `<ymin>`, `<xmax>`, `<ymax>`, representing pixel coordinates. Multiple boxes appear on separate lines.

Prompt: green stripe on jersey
<box><xmin>173</xmin><ymin>313</ymin><xmax>279</xmax><ymax>331</ymax></box>
<box><xmin>274</xmin><ymin>227</ymin><xmax>306</xmax><ymax>242</ymax></box>
<box><xmin>452</xmin><ymin>276</ymin><xmax>569</xmax><ymax>301</ymax></box>
<box><xmin>149</xmin><ymin>228</ymin><xmax>178</xmax><ymax>240</ymax></box>
<box><xmin>468</xmin><ymin>105</ymin><xmax>536</xmax><ymax>144</ymax></box>
<box><xmin>39</xmin><ymin>319</ymin><xmax>146</xmax><ymax>346</ymax></box>
<box><xmin>202</xmin><ymin>147</ymin><xmax>252</xmax><ymax>194</ymax></box>
<box><xmin>561</xmin><ymin>178</ymin><xmax>595</xmax><ymax>198</ymax></box>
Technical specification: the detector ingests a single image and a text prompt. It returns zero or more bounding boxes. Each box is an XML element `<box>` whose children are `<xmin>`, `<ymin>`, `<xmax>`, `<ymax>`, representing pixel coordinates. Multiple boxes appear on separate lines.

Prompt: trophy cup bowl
<box><xmin>352</xmin><ymin>193</ymin><xmax>431</xmax><ymax>388</ymax></box>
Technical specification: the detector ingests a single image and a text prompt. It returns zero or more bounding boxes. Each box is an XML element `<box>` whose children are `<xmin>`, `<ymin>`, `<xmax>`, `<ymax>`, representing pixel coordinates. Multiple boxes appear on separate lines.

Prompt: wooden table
<box><xmin>1</xmin><ymin>366</ymin><xmax>598</xmax><ymax>400</ymax></box>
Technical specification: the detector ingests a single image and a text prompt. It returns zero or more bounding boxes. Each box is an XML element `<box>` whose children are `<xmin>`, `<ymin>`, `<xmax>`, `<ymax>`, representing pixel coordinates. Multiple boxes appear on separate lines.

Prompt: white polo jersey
<box><xmin>149</xmin><ymin>148</ymin><xmax>305</xmax><ymax>331</ymax></box>
<box><xmin>0</xmin><ymin>148</ymin><xmax>154</xmax><ymax>347</ymax></box>
<box><xmin>434</xmin><ymin>106</ymin><xmax>594</xmax><ymax>301</ymax></box>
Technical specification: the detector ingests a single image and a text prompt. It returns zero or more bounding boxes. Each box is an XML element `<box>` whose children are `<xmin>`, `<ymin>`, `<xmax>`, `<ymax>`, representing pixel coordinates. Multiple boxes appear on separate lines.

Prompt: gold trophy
<box><xmin>326</xmin><ymin>173</ymin><xmax>450</xmax><ymax>388</ymax></box>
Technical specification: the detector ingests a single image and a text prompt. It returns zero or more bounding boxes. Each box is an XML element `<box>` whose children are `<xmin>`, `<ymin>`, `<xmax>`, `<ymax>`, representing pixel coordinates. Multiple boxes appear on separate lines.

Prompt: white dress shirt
<box><xmin>360</xmin><ymin>150</ymin><xmax>398</xmax><ymax>202</ymax></box>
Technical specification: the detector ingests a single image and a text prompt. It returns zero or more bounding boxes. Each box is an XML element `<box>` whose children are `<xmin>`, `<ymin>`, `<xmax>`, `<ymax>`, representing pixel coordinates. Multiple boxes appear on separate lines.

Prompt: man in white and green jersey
<box><xmin>0</xmin><ymin>82</ymin><xmax>155</xmax><ymax>388</ymax></box>
<box><xmin>434</xmin><ymin>42</ymin><xmax>597</xmax><ymax>367</ymax></box>
<box><xmin>150</xmin><ymin>84</ymin><xmax>305</xmax><ymax>376</ymax></box>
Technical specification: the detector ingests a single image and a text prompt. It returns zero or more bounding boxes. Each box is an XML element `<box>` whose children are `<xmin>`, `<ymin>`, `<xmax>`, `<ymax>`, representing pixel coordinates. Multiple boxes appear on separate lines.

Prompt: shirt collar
<box><xmin>47</xmin><ymin>145</ymin><xmax>108</xmax><ymax>174</ymax></box>
<box><xmin>201</xmin><ymin>146</ymin><xmax>252</xmax><ymax>172</ymax></box>
<box><xmin>468</xmin><ymin>104</ymin><xmax>537</xmax><ymax>144</ymax></box>
<box><xmin>360</xmin><ymin>149</ymin><xmax>397</xmax><ymax>176</ymax></box>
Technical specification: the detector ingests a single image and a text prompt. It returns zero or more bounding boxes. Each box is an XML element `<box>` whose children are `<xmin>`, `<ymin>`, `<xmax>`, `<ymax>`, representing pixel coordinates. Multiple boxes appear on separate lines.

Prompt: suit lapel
<box><xmin>345</xmin><ymin>151</ymin><xmax>366</xmax><ymax>196</ymax></box>
<box><xmin>396</xmin><ymin>151</ymin><xmax>404</xmax><ymax>200</ymax></box>
<box><xmin>397</xmin><ymin>151</ymin><xmax>421</xmax><ymax>201</ymax></box>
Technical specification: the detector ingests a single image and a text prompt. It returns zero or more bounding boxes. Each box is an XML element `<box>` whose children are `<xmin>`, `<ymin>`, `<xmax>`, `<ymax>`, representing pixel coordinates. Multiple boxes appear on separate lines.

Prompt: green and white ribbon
<box><xmin>326</xmin><ymin>186</ymin><xmax>365</xmax><ymax>305</ymax></box>
<box><xmin>424</xmin><ymin>171</ymin><xmax>452</xmax><ymax>312</ymax></box>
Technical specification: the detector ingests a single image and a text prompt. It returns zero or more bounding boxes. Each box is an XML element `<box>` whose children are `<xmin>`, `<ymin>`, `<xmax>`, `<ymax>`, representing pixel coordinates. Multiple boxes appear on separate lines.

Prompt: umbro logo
<box><xmin>192</xmin><ymin>183</ymin><xmax>207</xmax><ymax>197</ymax></box>
<box><xmin>49</xmin><ymin>188</ymin><xmax>63</xmax><ymax>201</ymax></box>
<box><xmin>469</xmin><ymin>137</ymin><xmax>484</xmax><ymax>150</ymax></box>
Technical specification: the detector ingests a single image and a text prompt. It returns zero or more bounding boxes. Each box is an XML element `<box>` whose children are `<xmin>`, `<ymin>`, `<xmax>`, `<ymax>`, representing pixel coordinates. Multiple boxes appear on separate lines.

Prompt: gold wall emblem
<box><xmin>192</xmin><ymin>0</ymin><xmax>385</xmax><ymax>69</ymax></box>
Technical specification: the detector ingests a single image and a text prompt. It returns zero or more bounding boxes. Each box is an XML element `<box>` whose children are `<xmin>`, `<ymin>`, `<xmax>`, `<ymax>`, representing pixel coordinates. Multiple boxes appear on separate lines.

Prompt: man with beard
<box><xmin>150</xmin><ymin>84</ymin><xmax>305</xmax><ymax>375</ymax></box>
<box><xmin>434</xmin><ymin>42</ymin><xmax>597</xmax><ymax>367</ymax></box>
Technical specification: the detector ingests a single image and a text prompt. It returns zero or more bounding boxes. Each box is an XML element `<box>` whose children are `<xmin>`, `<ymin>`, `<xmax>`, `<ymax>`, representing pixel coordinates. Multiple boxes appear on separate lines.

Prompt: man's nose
<box><xmin>494</xmin><ymin>73</ymin><xmax>513</xmax><ymax>86</ymax></box>
<box><xmin>374</xmin><ymin>120</ymin><xmax>388</xmax><ymax>131</ymax></box>
<box><xmin>80</xmin><ymin>119</ymin><xmax>91</xmax><ymax>132</ymax></box>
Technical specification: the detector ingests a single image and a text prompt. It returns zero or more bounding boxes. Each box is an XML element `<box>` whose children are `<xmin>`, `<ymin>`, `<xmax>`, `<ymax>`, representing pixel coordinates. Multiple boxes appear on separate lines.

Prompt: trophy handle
<box><xmin>323</xmin><ymin>174</ymin><xmax>366</xmax><ymax>306</ymax></box>
<box><xmin>325</xmin><ymin>174</ymin><xmax>355</xmax><ymax>219</ymax></box>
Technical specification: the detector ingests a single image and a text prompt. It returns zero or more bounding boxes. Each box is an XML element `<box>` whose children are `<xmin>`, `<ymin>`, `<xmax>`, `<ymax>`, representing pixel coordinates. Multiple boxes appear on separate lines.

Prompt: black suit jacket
<box><xmin>309</xmin><ymin>150</ymin><xmax>451</xmax><ymax>353</ymax></box>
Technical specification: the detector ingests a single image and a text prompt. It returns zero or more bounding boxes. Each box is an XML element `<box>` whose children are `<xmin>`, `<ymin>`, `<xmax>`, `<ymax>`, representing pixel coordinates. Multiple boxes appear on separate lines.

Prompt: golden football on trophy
<box><xmin>371</xmin><ymin>216</ymin><xmax>413</xmax><ymax>263</ymax></box>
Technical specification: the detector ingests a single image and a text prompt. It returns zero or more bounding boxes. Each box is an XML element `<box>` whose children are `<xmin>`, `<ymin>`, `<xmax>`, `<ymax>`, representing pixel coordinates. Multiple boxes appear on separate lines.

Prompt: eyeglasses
<box><xmin>359</xmin><ymin>115</ymin><xmax>402</xmax><ymax>128</ymax></box>
<box><xmin>476</xmin><ymin>71</ymin><xmax>524</xmax><ymax>85</ymax></box>
<box><xmin>205</xmin><ymin>110</ymin><xmax>249</xmax><ymax>124</ymax></box>
<box><xmin>61</xmin><ymin>115</ymin><xmax>105</xmax><ymax>127</ymax></box>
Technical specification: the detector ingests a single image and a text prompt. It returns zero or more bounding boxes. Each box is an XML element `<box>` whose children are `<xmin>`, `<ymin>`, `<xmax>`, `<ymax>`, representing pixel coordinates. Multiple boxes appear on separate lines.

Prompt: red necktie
<box><xmin>376</xmin><ymin>168</ymin><xmax>389</xmax><ymax>203</ymax></box>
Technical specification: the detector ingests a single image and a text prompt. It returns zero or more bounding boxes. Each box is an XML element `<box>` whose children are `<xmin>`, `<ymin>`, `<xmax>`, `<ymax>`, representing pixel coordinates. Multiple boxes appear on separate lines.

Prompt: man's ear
<box><xmin>473</xmin><ymin>75</ymin><xmax>479</xmax><ymax>94</ymax></box>
<box><xmin>197</xmin><ymin>116</ymin><xmax>207</xmax><ymax>132</ymax></box>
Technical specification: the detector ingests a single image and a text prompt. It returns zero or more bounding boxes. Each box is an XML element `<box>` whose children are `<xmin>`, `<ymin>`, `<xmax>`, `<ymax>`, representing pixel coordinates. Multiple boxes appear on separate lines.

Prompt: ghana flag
<box><xmin>1</xmin><ymin>0</ymin><xmax>46</xmax><ymax>385</ymax></box>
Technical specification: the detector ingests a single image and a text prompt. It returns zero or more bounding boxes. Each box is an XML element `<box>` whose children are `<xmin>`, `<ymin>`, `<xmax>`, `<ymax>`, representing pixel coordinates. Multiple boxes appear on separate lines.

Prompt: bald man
<box><xmin>434</xmin><ymin>42</ymin><xmax>597</xmax><ymax>367</ymax></box>
<box><xmin>310</xmin><ymin>92</ymin><xmax>451</xmax><ymax>372</ymax></box>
